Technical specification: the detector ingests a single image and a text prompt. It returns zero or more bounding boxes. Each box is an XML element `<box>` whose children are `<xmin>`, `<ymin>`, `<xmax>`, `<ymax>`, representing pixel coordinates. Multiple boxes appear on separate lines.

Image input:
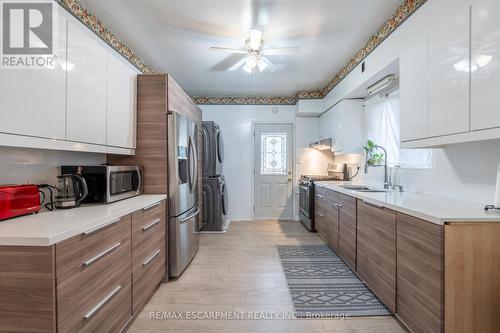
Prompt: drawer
<box><xmin>326</xmin><ymin>188</ymin><xmax>338</xmax><ymax>203</ymax></box>
<box><xmin>314</xmin><ymin>186</ymin><xmax>326</xmax><ymax>198</ymax></box>
<box><xmin>132</xmin><ymin>200</ymin><xmax>165</xmax><ymax>251</ymax></box>
<box><xmin>132</xmin><ymin>230</ymin><xmax>165</xmax><ymax>312</ymax></box>
<box><xmin>56</xmin><ymin>237</ymin><xmax>131</xmax><ymax>332</ymax></box>
<box><xmin>60</xmin><ymin>281</ymin><xmax>131</xmax><ymax>333</ymax></box>
<box><xmin>56</xmin><ymin>215</ymin><xmax>131</xmax><ymax>278</ymax></box>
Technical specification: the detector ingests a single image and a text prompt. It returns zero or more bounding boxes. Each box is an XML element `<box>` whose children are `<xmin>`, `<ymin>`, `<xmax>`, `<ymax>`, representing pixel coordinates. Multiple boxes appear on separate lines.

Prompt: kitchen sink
<box><xmin>340</xmin><ymin>185</ymin><xmax>387</xmax><ymax>193</ymax></box>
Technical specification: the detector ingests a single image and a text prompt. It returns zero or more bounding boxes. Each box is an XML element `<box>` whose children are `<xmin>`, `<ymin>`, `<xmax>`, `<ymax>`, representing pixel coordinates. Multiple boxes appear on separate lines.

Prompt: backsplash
<box><xmin>0</xmin><ymin>147</ymin><xmax>105</xmax><ymax>186</ymax></box>
<box><xmin>334</xmin><ymin>140</ymin><xmax>500</xmax><ymax>205</ymax></box>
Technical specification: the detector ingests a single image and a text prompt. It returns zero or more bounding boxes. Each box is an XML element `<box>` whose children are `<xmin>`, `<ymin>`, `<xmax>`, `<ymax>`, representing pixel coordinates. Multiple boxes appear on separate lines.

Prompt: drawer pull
<box><xmin>84</xmin><ymin>285</ymin><xmax>122</xmax><ymax>320</ymax></box>
<box><xmin>143</xmin><ymin>249</ymin><xmax>161</xmax><ymax>266</ymax></box>
<box><xmin>142</xmin><ymin>218</ymin><xmax>161</xmax><ymax>231</ymax></box>
<box><xmin>317</xmin><ymin>213</ymin><xmax>324</xmax><ymax>217</ymax></box>
<box><xmin>82</xmin><ymin>242</ymin><xmax>121</xmax><ymax>267</ymax></box>
<box><xmin>143</xmin><ymin>202</ymin><xmax>161</xmax><ymax>211</ymax></box>
<box><xmin>315</xmin><ymin>194</ymin><xmax>324</xmax><ymax>198</ymax></box>
<box><xmin>337</xmin><ymin>203</ymin><xmax>343</xmax><ymax>208</ymax></box>
<box><xmin>83</xmin><ymin>218</ymin><xmax>121</xmax><ymax>236</ymax></box>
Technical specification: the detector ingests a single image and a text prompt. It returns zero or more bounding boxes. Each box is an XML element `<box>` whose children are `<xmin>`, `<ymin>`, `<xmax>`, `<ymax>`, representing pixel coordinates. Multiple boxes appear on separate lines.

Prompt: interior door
<box><xmin>254</xmin><ymin>123</ymin><xmax>293</xmax><ymax>220</ymax></box>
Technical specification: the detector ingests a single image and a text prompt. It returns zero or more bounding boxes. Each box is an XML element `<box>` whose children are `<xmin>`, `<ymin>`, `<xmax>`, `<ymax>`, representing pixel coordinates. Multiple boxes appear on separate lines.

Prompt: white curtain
<box><xmin>365</xmin><ymin>93</ymin><xmax>432</xmax><ymax>169</ymax></box>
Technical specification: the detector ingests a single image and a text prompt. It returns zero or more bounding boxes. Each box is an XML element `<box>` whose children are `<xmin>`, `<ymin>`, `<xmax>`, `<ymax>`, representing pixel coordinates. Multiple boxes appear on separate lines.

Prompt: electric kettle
<box><xmin>55</xmin><ymin>174</ymin><xmax>88</xmax><ymax>209</ymax></box>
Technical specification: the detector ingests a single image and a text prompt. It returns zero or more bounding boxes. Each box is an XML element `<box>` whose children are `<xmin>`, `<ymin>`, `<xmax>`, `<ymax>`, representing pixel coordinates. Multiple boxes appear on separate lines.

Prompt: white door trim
<box><xmin>251</xmin><ymin>121</ymin><xmax>295</xmax><ymax>220</ymax></box>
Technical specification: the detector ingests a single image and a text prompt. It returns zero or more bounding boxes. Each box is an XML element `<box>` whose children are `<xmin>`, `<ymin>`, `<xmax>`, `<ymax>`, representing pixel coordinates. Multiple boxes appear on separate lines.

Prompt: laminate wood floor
<box><xmin>129</xmin><ymin>220</ymin><xmax>406</xmax><ymax>333</ymax></box>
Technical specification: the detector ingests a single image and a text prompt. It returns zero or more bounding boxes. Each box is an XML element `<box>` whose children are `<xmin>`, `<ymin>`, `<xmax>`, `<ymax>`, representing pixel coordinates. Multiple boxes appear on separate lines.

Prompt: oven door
<box><xmin>299</xmin><ymin>184</ymin><xmax>310</xmax><ymax>218</ymax></box>
<box><xmin>107</xmin><ymin>166</ymin><xmax>143</xmax><ymax>203</ymax></box>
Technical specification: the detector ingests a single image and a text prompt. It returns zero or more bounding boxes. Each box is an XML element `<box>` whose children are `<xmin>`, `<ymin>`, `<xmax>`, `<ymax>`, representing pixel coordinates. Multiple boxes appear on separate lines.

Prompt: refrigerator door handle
<box><xmin>192</xmin><ymin>132</ymin><xmax>198</xmax><ymax>193</ymax></box>
<box><xmin>187</xmin><ymin>135</ymin><xmax>193</xmax><ymax>192</ymax></box>
<box><xmin>188</xmin><ymin>132</ymin><xmax>198</xmax><ymax>194</ymax></box>
<box><xmin>180</xmin><ymin>207</ymin><xmax>200</xmax><ymax>224</ymax></box>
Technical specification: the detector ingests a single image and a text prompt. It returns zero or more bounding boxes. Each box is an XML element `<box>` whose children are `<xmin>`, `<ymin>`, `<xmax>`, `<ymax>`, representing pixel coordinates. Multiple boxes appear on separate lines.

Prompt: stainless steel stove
<box><xmin>298</xmin><ymin>165</ymin><xmax>348</xmax><ymax>232</ymax></box>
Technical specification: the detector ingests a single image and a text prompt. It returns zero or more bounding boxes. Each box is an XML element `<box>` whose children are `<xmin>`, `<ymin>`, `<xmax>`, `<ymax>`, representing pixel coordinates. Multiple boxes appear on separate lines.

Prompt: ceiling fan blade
<box><xmin>209</xmin><ymin>47</ymin><xmax>247</xmax><ymax>54</ymax></box>
<box><xmin>260</xmin><ymin>56</ymin><xmax>278</xmax><ymax>72</ymax></box>
<box><xmin>228</xmin><ymin>57</ymin><xmax>248</xmax><ymax>71</ymax></box>
<box><xmin>262</xmin><ymin>46</ymin><xmax>300</xmax><ymax>55</ymax></box>
<box><xmin>210</xmin><ymin>54</ymin><xmax>247</xmax><ymax>72</ymax></box>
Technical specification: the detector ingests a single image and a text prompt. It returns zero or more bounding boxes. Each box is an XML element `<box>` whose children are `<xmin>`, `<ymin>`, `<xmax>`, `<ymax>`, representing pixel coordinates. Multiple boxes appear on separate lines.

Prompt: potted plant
<box><xmin>363</xmin><ymin>140</ymin><xmax>384</xmax><ymax>166</ymax></box>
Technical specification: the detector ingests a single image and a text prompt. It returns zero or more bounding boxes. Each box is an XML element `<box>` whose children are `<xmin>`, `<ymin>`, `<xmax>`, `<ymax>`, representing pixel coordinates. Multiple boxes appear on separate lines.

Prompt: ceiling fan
<box><xmin>209</xmin><ymin>29</ymin><xmax>300</xmax><ymax>73</ymax></box>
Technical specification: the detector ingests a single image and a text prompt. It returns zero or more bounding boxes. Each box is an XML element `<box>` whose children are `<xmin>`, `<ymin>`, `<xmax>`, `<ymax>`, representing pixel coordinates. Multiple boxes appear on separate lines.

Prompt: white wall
<box><xmin>334</xmin><ymin>138</ymin><xmax>500</xmax><ymax>205</ymax></box>
<box><xmin>0</xmin><ymin>146</ymin><xmax>105</xmax><ymax>186</ymax></box>
<box><xmin>201</xmin><ymin>105</ymin><xmax>333</xmax><ymax>221</ymax></box>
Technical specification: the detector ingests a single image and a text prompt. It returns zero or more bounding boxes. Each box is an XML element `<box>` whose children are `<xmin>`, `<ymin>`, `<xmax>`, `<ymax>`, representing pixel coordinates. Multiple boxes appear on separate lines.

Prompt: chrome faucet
<box><xmin>364</xmin><ymin>144</ymin><xmax>392</xmax><ymax>189</ymax></box>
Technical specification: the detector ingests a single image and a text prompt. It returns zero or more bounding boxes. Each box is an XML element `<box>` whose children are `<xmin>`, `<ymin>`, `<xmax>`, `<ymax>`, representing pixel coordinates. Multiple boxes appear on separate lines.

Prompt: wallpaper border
<box><xmin>56</xmin><ymin>0</ymin><xmax>154</xmax><ymax>74</ymax></box>
<box><xmin>59</xmin><ymin>0</ymin><xmax>426</xmax><ymax>105</ymax></box>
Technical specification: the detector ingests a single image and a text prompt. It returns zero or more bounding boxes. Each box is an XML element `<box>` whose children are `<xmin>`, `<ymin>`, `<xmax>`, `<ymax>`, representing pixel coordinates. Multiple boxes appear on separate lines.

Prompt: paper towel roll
<box><xmin>495</xmin><ymin>163</ymin><xmax>500</xmax><ymax>208</ymax></box>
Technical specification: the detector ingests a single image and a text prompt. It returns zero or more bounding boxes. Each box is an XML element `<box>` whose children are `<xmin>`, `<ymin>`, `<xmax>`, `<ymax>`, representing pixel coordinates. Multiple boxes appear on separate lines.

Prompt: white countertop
<box><xmin>0</xmin><ymin>195</ymin><xmax>167</xmax><ymax>246</ymax></box>
<box><xmin>314</xmin><ymin>181</ymin><xmax>500</xmax><ymax>225</ymax></box>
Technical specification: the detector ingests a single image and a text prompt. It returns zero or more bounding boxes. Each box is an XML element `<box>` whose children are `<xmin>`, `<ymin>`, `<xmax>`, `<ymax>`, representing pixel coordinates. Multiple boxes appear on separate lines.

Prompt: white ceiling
<box><xmin>80</xmin><ymin>0</ymin><xmax>402</xmax><ymax>97</ymax></box>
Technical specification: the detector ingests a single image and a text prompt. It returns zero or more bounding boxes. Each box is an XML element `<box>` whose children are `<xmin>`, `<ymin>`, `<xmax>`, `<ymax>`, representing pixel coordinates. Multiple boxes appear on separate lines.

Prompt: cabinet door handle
<box><xmin>143</xmin><ymin>202</ymin><xmax>161</xmax><ymax>212</ymax></box>
<box><xmin>82</xmin><ymin>242</ymin><xmax>121</xmax><ymax>267</ymax></box>
<box><xmin>337</xmin><ymin>203</ymin><xmax>343</xmax><ymax>208</ymax></box>
<box><xmin>83</xmin><ymin>218</ymin><xmax>121</xmax><ymax>236</ymax></box>
<box><xmin>143</xmin><ymin>249</ymin><xmax>161</xmax><ymax>266</ymax></box>
<box><xmin>317</xmin><ymin>213</ymin><xmax>324</xmax><ymax>217</ymax></box>
<box><xmin>142</xmin><ymin>218</ymin><xmax>161</xmax><ymax>231</ymax></box>
<box><xmin>84</xmin><ymin>285</ymin><xmax>122</xmax><ymax>320</ymax></box>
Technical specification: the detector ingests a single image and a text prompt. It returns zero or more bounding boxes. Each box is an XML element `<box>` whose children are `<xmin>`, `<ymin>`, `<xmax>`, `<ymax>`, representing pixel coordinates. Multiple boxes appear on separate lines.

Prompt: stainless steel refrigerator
<box><xmin>168</xmin><ymin>111</ymin><xmax>200</xmax><ymax>277</ymax></box>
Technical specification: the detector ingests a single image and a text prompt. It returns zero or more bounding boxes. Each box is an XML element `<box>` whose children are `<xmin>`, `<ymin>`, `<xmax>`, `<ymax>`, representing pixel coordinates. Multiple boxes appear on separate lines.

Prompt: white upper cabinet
<box><xmin>319</xmin><ymin>99</ymin><xmax>364</xmax><ymax>154</ymax></box>
<box><xmin>471</xmin><ymin>0</ymin><xmax>500</xmax><ymax>131</ymax></box>
<box><xmin>295</xmin><ymin>99</ymin><xmax>325</xmax><ymax>116</ymax></box>
<box><xmin>0</xmin><ymin>12</ymin><xmax>67</xmax><ymax>139</ymax></box>
<box><xmin>399</xmin><ymin>34</ymin><xmax>429</xmax><ymax>141</ymax></box>
<box><xmin>428</xmin><ymin>0</ymin><xmax>470</xmax><ymax>137</ymax></box>
<box><xmin>107</xmin><ymin>54</ymin><xmax>137</xmax><ymax>149</ymax></box>
<box><xmin>66</xmin><ymin>19</ymin><xmax>107</xmax><ymax>145</ymax></box>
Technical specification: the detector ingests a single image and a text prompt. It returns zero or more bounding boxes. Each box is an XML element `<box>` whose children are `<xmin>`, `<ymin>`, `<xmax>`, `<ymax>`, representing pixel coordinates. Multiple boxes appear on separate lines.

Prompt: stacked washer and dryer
<box><xmin>201</xmin><ymin>121</ymin><xmax>228</xmax><ymax>231</ymax></box>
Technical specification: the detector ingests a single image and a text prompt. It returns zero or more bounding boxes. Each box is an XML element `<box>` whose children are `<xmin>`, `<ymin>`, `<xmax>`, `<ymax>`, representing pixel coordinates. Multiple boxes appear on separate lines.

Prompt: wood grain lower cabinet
<box><xmin>324</xmin><ymin>201</ymin><xmax>339</xmax><ymax>252</ymax></box>
<box><xmin>314</xmin><ymin>186</ymin><xmax>327</xmax><ymax>238</ymax></box>
<box><xmin>357</xmin><ymin>200</ymin><xmax>397</xmax><ymax>313</ymax></box>
<box><xmin>315</xmin><ymin>187</ymin><xmax>339</xmax><ymax>251</ymax></box>
<box><xmin>56</xmin><ymin>215</ymin><xmax>132</xmax><ymax>332</ymax></box>
<box><xmin>0</xmin><ymin>200</ymin><xmax>166</xmax><ymax>333</ymax></box>
<box><xmin>337</xmin><ymin>192</ymin><xmax>357</xmax><ymax>271</ymax></box>
<box><xmin>445</xmin><ymin>223</ymin><xmax>500</xmax><ymax>333</ymax></box>
<box><xmin>131</xmin><ymin>201</ymin><xmax>166</xmax><ymax>312</ymax></box>
<box><xmin>397</xmin><ymin>213</ymin><xmax>444</xmax><ymax>333</ymax></box>
<box><xmin>0</xmin><ymin>246</ymin><xmax>56</xmax><ymax>333</ymax></box>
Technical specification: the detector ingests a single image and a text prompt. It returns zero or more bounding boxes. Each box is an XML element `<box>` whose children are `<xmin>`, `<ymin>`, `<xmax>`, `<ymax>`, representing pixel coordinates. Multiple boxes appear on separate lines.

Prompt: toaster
<box><xmin>0</xmin><ymin>185</ymin><xmax>41</xmax><ymax>221</ymax></box>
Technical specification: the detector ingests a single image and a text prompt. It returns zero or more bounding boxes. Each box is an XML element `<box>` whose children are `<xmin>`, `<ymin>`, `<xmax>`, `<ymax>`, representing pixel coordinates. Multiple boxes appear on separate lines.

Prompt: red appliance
<box><xmin>0</xmin><ymin>185</ymin><xmax>41</xmax><ymax>221</ymax></box>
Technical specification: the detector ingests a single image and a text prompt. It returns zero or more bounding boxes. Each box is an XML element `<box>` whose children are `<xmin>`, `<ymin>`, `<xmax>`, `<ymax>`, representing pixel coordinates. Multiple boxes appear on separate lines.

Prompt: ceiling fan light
<box><xmin>249</xmin><ymin>29</ymin><xmax>263</xmax><ymax>50</ymax></box>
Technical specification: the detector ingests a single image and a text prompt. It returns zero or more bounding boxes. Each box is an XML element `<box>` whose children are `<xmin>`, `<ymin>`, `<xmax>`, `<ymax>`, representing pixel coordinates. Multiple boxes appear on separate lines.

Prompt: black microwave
<box><xmin>61</xmin><ymin>165</ymin><xmax>143</xmax><ymax>203</ymax></box>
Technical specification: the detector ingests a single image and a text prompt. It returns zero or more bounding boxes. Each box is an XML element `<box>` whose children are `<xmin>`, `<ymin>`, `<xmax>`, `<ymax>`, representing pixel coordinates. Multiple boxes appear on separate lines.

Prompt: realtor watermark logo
<box><xmin>1</xmin><ymin>0</ymin><xmax>58</xmax><ymax>69</ymax></box>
